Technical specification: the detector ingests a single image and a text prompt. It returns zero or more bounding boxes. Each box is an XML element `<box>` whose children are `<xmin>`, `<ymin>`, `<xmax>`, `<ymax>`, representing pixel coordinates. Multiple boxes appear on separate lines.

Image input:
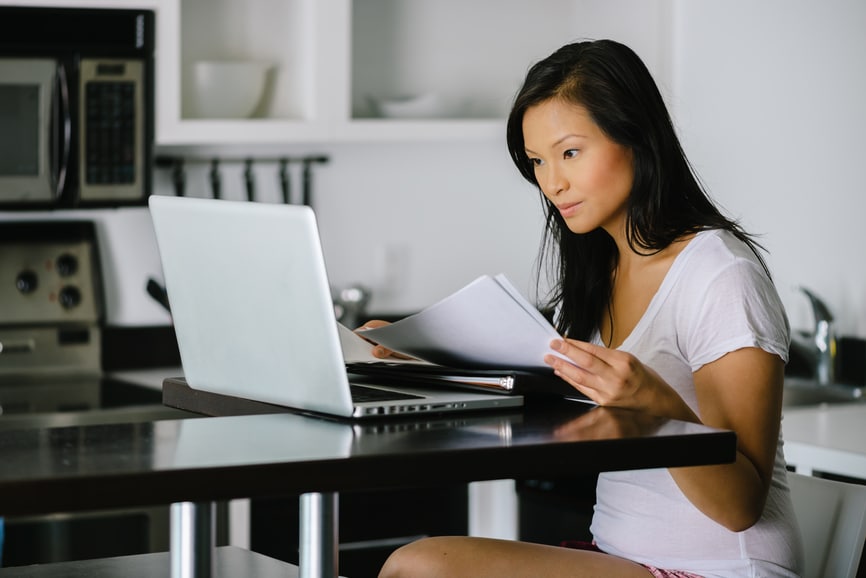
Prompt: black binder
<box><xmin>346</xmin><ymin>362</ymin><xmax>591</xmax><ymax>402</ymax></box>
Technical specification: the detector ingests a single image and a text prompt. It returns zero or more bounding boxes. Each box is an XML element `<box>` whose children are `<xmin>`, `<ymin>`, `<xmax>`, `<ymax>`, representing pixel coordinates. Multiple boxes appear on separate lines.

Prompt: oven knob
<box><xmin>58</xmin><ymin>285</ymin><xmax>82</xmax><ymax>309</ymax></box>
<box><xmin>56</xmin><ymin>253</ymin><xmax>79</xmax><ymax>277</ymax></box>
<box><xmin>15</xmin><ymin>270</ymin><xmax>38</xmax><ymax>294</ymax></box>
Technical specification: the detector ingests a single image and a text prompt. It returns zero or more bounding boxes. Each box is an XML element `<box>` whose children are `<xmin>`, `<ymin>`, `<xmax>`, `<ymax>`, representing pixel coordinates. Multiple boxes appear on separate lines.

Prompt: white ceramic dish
<box><xmin>191</xmin><ymin>61</ymin><xmax>272</xmax><ymax>119</ymax></box>
<box><xmin>369</xmin><ymin>93</ymin><xmax>443</xmax><ymax>119</ymax></box>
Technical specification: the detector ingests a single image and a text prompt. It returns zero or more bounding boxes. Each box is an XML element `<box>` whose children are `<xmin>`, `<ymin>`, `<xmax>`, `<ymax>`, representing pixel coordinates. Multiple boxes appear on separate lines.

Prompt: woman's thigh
<box><xmin>378</xmin><ymin>536</ymin><xmax>654</xmax><ymax>578</ymax></box>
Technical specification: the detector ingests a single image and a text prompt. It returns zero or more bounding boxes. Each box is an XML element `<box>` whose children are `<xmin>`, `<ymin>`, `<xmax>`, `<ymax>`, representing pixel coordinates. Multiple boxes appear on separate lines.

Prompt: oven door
<box><xmin>0</xmin><ymin>58</ymin><xmax>64</xmax><ymax>204</ymax></box>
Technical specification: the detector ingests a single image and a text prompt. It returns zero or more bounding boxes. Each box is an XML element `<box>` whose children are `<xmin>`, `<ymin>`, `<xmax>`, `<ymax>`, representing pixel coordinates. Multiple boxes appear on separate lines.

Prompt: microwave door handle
<box><xmin>52</xmin><ymin>62</ymin><xmax>72</xmax><ymax>197</ymax></box>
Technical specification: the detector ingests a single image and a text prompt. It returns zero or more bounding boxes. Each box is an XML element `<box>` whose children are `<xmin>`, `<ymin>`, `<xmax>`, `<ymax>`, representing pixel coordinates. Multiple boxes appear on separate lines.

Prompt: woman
<box><xmin>376</xmin><ymin>40</ymin><xmax>802</xmax><ymax>578</ymax></box>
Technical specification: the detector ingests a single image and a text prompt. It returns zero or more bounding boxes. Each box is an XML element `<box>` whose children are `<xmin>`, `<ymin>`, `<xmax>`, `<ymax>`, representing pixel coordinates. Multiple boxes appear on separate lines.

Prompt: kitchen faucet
<box><xmin>333</xmin><ymin>284</ymin><xmax>371</xmax><ymax>330</ymax></box>
<box><xmin>789</xmin><ymin>287</ymin><xmax>836</xmax><ymax>385</ymax></box>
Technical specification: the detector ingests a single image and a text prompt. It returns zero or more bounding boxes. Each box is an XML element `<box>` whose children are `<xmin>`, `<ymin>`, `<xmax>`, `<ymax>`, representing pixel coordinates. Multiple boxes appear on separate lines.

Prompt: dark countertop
<box><xmin>0</xmin><ymin>378</ymin><xmax>736</xmax><ymax>518</ymax></box>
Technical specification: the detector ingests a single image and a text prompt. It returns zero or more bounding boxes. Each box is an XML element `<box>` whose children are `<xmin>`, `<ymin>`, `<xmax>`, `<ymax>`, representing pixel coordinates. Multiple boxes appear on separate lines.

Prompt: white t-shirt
<box><xmin>587</xmin><ymin>229</ymin><xmax>803</xmax><ymax>578</ymax></box>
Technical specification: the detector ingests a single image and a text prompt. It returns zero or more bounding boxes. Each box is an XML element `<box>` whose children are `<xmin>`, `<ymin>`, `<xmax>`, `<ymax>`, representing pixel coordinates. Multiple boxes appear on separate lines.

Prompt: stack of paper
<box><xmin>338</xmin><ymin>275</ymin><xmax>587</xmax><ymax>401</ymax></box>
<box><xmin>346</xmin><ymin>274</ymin><xmax>560</xmax><ymax>369</ymax></box>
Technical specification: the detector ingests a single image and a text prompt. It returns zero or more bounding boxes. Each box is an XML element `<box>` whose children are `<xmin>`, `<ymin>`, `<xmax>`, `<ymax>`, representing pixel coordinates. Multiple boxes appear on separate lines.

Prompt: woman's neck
<box><xmin>600</xmin><ymin>231</ymin><xmax>695</xmax><ymax>349</ymax></box>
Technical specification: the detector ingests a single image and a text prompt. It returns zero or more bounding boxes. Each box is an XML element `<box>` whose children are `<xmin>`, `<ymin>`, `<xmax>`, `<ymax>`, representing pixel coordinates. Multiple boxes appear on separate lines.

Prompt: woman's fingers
<box><xmin>355</xmin><ymin>320</ymin><xmax>414</xmax><ymax>360</ymax></box>
<box><xmin>357</xmin><ymin>320</ymin><xmax>391</xmax><ymax>331</ymax></box>
<box><xmin>354</xmin><ymin>320</ymin><xmax>394</xmax><ymax>357</ymax></box>
<box><xmin>371</xmin><ymin>345</ymin><xmax>417</xmax><ymax>360</ymax></box>
<box><xmin>544</xmin><ymin>341</ymin><xmax>599</xmax><ymax>401</ymax></box>
<box><xmin>547</xmin><ymin>338</ymin><xmax>608</xmax><ymax>376</ymax></box>
<box><xmin>544</xmin><ymin>338</ymin><xmax>646</xmax><ymax>406</ymax></box>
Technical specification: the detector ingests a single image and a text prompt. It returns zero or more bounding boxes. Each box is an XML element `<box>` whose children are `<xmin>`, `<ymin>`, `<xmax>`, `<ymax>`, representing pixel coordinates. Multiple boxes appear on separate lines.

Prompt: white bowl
<box><xmin>369</xmin><ymin>93</ymin><xmax>443</xmax><ymax>119</ymax></box>
<box><xmin>191</xmin><ymin>61</ymin><xmax>272</xmax><ymax>119</ymax></box>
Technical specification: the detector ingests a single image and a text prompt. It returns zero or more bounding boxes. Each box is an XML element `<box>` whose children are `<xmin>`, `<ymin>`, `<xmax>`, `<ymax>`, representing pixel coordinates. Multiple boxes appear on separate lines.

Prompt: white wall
<box><xmin>147</xmin><ymin>139</ymin><xmax>548</xmax><ymax>318</ymax></box>
<box><xmin>670</xmin><ymin>0</ymin><xmax>866</xmax><ymax>336</ymax></box>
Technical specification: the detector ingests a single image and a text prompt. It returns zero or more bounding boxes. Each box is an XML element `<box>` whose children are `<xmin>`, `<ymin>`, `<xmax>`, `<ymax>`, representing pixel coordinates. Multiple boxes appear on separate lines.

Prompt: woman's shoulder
<box><xmin>669</xmin><ymin>230</ymin><xmax>790</xmax><ymax>366</ymax></box>
<box><xmin>682</xmin><ymin>228</ymin><xmax>764</xmax><ymax>271</ymax></box>
<box><xmin>667</xmin><ymin>228</ymin><xmax>775</xmax><ymax>305</ymax></box>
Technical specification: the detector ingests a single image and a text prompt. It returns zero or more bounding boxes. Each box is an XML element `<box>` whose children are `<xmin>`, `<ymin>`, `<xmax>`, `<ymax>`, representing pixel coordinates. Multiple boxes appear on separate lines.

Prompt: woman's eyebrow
<box><xmin>554</xmin><ymin>133</ymin><xmax>587</xmax><ymax>146</ymax></box>
<box><xmin>526</xmin><ymin>134</ymin><xmax>588</xmax><ymax>155</ymax></box>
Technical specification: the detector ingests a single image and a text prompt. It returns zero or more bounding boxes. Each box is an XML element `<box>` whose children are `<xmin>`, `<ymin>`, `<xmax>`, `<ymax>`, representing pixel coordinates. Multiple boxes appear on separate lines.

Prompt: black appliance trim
<box><xmin>0</xmin><ymin>220</ymin><xmax>97</xmax><ymax>244</ymax></box>
<box><xmin>0</xmin><ymin>7</ymin><xmax>154</xmax><ymax>56</ymax></box>
<box><xmin>101</xmin><ymin>326</ymin><xmax>181</xmax><ymax>372</ymax></box>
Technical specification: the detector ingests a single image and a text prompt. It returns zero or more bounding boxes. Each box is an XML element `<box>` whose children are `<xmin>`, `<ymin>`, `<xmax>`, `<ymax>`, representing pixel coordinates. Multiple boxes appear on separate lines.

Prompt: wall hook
<box><xmin>171</xmin><ymin>159</ymin><xmax>185</xmax><ymax>197</ymax></box>
<box><xmin>278</xmin><ymin>158</ymin><xmax>292</xmax><ymax>204</ymax></box>
<box><xmin>209</xmin><ymin>158</ymin><xmax>221</xmax><ymax>199</ymax></box>
<box><xmin>244</xmin><ymin>158</ymin><xmax>255</xmax><ymax>202</ymax></box>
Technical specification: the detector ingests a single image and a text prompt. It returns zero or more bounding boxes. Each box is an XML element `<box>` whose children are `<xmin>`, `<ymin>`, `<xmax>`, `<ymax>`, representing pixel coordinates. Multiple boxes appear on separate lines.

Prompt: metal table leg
<box><xmin>299</xmin><ymin>492</ymin><xmax>339</xmax><ymax>578</ymax></box>
<box><xmin>171</xmin><ymin>501</ymin><xmax>216</xmax><ymax>578</ymax></box>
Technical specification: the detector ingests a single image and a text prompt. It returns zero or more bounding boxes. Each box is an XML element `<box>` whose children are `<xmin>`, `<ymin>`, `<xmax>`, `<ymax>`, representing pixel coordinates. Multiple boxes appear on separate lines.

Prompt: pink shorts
<box><xmin>559</xmin><ymin>540</ymin><xmax>704</xmax><ymax>578</ymax></box>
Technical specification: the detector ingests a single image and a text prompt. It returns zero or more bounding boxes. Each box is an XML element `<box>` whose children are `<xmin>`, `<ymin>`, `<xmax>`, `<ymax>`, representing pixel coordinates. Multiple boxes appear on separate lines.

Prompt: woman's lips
<box><xmin>557</xmin><ymin>201</ymin><xmax>582</xmax><ymax>218</ymax></box>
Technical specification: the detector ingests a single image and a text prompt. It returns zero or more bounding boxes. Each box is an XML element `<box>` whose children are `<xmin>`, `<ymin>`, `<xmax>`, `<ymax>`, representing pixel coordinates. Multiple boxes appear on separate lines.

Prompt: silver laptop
<box><xmin>148</xmin><ymin>195</ymin><xmax>523</xmax><ymax>419</ymax></box>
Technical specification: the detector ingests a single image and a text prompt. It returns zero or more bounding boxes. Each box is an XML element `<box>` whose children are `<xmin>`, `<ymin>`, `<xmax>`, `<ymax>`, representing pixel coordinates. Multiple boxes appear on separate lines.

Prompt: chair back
<box><xmin>788</xmin><ymin>472</ymin><xmax>866</xmax><ymax>578</ymax></box>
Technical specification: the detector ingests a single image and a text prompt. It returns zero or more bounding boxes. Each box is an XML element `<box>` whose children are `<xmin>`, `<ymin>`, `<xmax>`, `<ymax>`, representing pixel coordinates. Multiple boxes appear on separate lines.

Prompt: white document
<box><xmin>355</xmin><ymin>274</ymin><xmax>564</xmax><ymax>370</ymax></box>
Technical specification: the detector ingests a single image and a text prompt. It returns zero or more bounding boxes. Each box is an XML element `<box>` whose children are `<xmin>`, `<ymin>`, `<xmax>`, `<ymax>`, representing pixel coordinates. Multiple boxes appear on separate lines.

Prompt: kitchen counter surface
<box><xmin>0</xmin><ymin>389</ymin><xmax>736</xmax><ymax>517</ymax></box>
<box><xmin>782</xmin><ymin>403</ymin><xmax>866</xmax><ymax>479</ymax></box>
<box><xmin>106</xmin><ymin>367</ymin><xmax>184</xmax><ymax>391</ymax></box>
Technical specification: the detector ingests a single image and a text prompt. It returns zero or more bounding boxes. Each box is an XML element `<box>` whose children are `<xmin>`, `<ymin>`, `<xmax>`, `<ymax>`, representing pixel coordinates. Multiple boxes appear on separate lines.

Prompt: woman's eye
<box><xmin>563</xmin><ymin>149</ymin><xmax>579</xmax><ymax>159</ymax></box>
<box><xmin>529</xmin><ymin>157</ymin><xmax>544</xmax><ymax>167</ymax></box>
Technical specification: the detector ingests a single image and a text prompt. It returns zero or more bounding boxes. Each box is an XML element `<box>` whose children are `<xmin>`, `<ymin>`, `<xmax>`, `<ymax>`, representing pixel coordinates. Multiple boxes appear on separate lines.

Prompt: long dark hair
<box><xmin>506</xmin><ymin>39</ymin><xmax>768</xmax><ymax>341</ymax></box>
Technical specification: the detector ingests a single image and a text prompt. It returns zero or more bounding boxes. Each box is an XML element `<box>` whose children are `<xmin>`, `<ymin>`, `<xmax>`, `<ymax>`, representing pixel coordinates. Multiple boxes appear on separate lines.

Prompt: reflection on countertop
<box><xmin>0</xmin><ymin>374</ymin><xmax>191</xmax><ymax>431</ymax></box>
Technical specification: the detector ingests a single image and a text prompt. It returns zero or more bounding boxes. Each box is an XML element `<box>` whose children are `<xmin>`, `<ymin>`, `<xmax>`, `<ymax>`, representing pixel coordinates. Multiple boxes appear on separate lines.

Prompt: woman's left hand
<box><xmin>544</xmin><ymin>338</ymin><xmax>693</xmax><ymax>421</ymax></box>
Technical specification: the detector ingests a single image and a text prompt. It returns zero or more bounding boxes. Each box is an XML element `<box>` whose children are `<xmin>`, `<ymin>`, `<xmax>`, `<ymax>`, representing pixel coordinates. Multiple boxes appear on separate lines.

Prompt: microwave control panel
<box><xmin>78</xmin><ymin>59</ymin><xmax>146</xmax><ymax>202</ymax></box>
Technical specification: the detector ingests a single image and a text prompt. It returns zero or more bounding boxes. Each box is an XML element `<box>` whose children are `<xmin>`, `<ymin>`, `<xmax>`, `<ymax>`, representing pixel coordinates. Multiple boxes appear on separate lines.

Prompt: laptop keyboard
<box><xmin>350</xmin><ymin>384</ymin><xmax>424</xmax><ymax>403</ymax></box>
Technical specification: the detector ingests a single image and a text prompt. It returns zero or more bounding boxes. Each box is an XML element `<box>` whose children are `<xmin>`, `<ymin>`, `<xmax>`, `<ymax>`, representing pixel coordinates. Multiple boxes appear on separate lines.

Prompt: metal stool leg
<box><xmin>171</xmin><ymin>501</ymin><xmax>216</xmax><ymax>578</ymax></box>
<box><xmin>299</xmin><ymin>492</ymin><xmax>339</xmax><ymax>578</ymax></box>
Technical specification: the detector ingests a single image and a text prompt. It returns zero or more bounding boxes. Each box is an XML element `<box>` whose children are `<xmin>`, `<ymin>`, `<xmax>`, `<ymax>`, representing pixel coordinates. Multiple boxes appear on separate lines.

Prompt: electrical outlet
<box><xmin>375</xmin><ymin>243</ymin><xmax>410</xmax><ymax>296</ymax></box>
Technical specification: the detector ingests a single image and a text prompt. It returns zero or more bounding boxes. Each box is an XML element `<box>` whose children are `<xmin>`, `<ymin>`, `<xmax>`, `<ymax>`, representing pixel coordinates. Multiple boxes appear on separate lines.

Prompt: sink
<box><xmin>783</xmin><ymin>376</ymin><xmax>865</xmax><ymax>407</ymax></box>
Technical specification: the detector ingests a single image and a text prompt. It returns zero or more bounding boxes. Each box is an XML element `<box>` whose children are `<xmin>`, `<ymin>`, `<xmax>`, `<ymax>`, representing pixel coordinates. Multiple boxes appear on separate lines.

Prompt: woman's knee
<box><xmin>378</xmin><ymin>536</ymin><xmax>458</xmax><ymax>578</ymax></box>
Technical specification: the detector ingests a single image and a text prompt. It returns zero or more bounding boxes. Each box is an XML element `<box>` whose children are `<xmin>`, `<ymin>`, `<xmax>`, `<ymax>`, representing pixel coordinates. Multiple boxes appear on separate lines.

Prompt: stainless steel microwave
<box><xmin>0</xmin><ymin>7</ymin><xmax>154</xmax><ymax>208</ymax></box>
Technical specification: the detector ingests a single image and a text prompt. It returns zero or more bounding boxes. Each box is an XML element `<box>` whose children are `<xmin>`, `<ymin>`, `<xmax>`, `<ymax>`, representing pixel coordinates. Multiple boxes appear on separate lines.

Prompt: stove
<box><xmin>0</xmin><ymin>220</ymin><xmax>184</xmax><ymax>421</ymax></box>
<box><xmin>0</xmin><ymin>221</ymin><xmax>102</xmax><ymax>378</ymax></box>
<box><xmin>0</xmin><ymin>220</ymin><xmax>189</xmax><ymax>567</ymax></box>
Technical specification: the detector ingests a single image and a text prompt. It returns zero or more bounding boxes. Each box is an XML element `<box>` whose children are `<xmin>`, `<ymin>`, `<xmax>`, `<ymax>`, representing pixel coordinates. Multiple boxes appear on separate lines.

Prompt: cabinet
<box><xmin>154</xmin><ymin>0</ymin><xmax>669</xmax><ymax>146</ymax></box>
<box><xmin>155</xmin><ymin>0</ymin><xmax>331</xmax><ymax>145</ymax></box>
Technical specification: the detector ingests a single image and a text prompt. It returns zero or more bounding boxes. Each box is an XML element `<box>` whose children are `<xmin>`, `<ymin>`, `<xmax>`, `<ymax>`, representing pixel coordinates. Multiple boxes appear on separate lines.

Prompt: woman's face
<box><xmin>523</xmin><ymin>98</ymin><xmax>633</xmax><ymax>237</ymax></box>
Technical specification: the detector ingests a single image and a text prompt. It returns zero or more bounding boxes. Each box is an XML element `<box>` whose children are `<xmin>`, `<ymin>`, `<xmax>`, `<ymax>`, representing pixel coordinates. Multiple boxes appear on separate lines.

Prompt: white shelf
<box><xmin>155</xmin><ymin>0</ymin><xmax>569</xmax><ymax>145</ymax></box>
<box><xmin>150</xmin><ymin>0</ymin><xmax>670</xmax><ymax>146</ymax></box>
<box><xmin>3</xmin><ymin>0</ymin><xmax>670</xmax><ymax>146</ymax></box>
<box><xmin>334</xmin><ymin>119</ymin><xmax>506</xmax><ymax>143</ymax></box>
<box><xmin>157</xmin><ymin>119</ymin><xmax>330</xmax><ymax>146</ymax></box>
<box><xmin>155</xmin><ymin>0</ymin><xmax>336</xmax><ymax>145</ymax></box>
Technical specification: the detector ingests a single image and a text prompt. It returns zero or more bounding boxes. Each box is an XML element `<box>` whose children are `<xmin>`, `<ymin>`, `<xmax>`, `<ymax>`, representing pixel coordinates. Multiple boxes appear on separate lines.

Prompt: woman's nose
<box><xmin>542</xmin><ymin>164</ymin><xmax>567</xmax><ymax>197</ymax></box>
